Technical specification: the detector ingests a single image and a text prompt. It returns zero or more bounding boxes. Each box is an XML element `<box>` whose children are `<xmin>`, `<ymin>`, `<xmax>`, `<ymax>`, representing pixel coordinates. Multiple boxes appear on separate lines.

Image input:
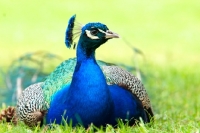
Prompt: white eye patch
<box><xmin>85</xmin><ymin>28</ymin><xmax>109</xmax><ymax>40</ymax></box>
<box><xmin>85</xmin><ymin>28</ymin><xmax>113</xmax><ymax>40</ymax></box>
<box><xmin>85</xmin><ymin>30</ymin><xmax>100</xmax><ymax>39</ymax></box>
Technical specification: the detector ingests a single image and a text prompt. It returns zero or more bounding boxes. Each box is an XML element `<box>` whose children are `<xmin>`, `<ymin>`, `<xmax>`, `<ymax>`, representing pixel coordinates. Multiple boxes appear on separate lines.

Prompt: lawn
<box><xmin>0</xmin><ymin>0</ymin><xmax>200</xmax><ymax>132</ymax></box>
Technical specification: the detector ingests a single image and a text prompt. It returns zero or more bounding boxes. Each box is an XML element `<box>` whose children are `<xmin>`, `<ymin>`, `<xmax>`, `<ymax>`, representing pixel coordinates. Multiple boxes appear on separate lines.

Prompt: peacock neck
<box><xmin>76</xmin><ymin>39</ymin><xmax>96</xmax><ymax>63</ymax></box>
<box><xmin>70</xmin><ymin>38</ymin><xmax>108</xmax><ymax>92</ymax></box>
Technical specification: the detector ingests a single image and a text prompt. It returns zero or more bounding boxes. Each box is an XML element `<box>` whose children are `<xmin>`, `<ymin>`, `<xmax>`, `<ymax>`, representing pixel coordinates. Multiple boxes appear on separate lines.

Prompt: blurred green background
<box><xmin>0</xmin><ymin>0</ymin><xmax>200</xmax><ymax>131</ymax></box>
<box><xmin>1</xmin><ymin>0</ymin><xmax>199</xmax><ymax>67</ymax></box>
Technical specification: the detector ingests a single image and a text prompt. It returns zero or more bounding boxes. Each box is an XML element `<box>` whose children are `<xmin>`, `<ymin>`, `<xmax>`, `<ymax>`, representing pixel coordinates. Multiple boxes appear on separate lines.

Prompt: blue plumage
<box><xmin>16</xmin><ymin>15</ymin><xmax>153</xmax><ymax>127</ymax></box>
<box><xmin>46</xmin><ymin>15</ymin><xmax>152</xmax><ymax>127</ymax></box>
<box><xmin>108</xmin><ymin>85</ymin><xmax>147</xmax><ymax>125</ymax></box>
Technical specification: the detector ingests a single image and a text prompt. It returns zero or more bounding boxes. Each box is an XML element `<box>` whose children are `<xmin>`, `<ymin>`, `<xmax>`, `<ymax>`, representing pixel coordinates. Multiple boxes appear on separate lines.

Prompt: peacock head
<box><xmin>65</xmin><ymin>14</ymin><xmax>119</xmax><ymax>50</ymax></box>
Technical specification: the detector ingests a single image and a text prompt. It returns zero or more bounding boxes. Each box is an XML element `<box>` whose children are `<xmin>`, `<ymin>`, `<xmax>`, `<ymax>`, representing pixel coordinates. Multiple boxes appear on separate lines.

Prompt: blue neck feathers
<box><xmin>71</xmin><ymin>37</ymin><xmax>107</xmax><ymax>89</ymax></box>
<box><xmin>76</xmin><ymin>41</ymin><xmax>95</xmax><ymax>63</ymax></box>
<box><xmin>63</xmin><ymin>38</ymin><xmax>113</xmax><ymax>127</ymax></box>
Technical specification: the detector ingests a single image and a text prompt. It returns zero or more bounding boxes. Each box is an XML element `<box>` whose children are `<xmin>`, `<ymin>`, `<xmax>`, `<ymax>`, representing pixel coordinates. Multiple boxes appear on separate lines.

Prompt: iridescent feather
<box><xmin>16</xmin><ymin>14</ymin><xmax>154</xmax><ymax>127</ymax></box>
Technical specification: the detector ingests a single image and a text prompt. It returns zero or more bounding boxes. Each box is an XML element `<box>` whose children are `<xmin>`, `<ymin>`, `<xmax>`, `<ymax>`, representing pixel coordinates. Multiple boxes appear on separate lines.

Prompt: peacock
<box><xmin>15</xmin><ymin>15</ymin><xmax>154</xmax><ymax>127</ymax></box>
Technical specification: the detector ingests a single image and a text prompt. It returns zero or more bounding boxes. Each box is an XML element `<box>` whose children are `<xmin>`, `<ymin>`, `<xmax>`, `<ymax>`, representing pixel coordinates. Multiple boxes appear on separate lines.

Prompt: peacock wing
<box><xmin>100</xmin><ymin>64</ymin><xmax>154</xmax><ymax>122</ymax></box>
<box><xmin>42</xmin><ymin>58</ymin><xmax>76</xmax><ymax>105</ymax></box>
<box><xmin>16</xmin><ymin>82</ymin><xmax>47</xmax><ymax>126</ymax></box>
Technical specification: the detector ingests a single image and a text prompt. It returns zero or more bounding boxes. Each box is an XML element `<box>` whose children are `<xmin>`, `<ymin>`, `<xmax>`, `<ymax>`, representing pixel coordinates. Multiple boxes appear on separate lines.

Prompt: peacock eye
<box><xmin>90</xmin><ymin>29</ymin><xmax>99</xmax><ymax>36</ymax></box>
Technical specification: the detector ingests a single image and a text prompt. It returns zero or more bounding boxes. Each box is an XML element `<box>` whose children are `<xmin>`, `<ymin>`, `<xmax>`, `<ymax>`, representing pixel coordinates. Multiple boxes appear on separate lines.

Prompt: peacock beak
<box><xmin>105</xmin><ymin>30</ymin><xmax>119</xmax><ymax>39</ymax></box>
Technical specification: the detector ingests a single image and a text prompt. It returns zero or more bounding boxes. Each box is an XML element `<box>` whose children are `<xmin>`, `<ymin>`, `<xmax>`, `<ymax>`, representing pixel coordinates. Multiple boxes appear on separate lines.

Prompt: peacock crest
<box><xmin>65</xmin><ymin>14</ymin><xmax>82</xmax><ymax>49</ymax></box>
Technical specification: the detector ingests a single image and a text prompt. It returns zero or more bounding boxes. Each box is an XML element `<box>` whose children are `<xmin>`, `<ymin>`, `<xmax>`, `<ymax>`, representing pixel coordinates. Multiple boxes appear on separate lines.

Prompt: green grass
<box><xmin>0</xmin><ymin>0</ymin><xmax>200</xmax><ymax>132</ymax></box>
